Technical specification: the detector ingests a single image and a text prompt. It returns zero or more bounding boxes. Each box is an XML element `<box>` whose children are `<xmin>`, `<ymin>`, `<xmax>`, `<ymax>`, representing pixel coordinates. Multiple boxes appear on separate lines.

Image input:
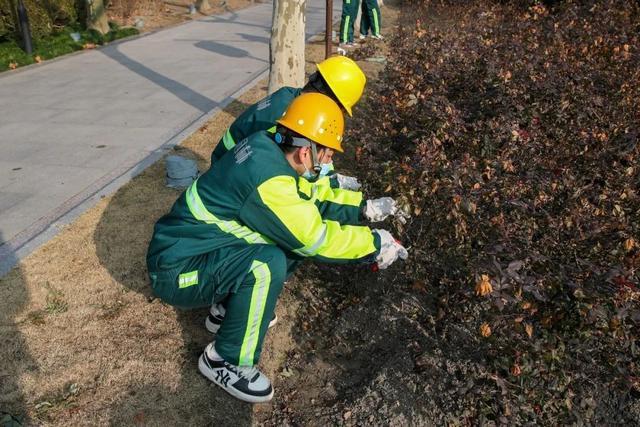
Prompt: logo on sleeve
<box><xmin>234</xmin><ymin>138</ymin><xmax>253</xmax><ymax>164</ymax></box>
<box><xmin>256</xmin><ymin>97</ymin><xmax>272</xmax><ymax>111</ymax></box>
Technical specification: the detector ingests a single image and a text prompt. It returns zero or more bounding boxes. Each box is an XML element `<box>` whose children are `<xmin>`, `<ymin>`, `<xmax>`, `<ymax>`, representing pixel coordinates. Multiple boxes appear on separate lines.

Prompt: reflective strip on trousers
<box><xmin>185</xmin><ymin>179</ymin><xmax>270</xmax><ymax>244</ymax></box>
<box><xmin>342</xmin><ymin>16</ymin><xmax>350</xmax><ymax>43</ymax></box>
<box><xmin>239</xmin><ymin>260</ymin><xmax>271</xmax><ymax>366</ymax></box>
<box><xmin>372</xmin><ymin>9</ymin><xmax>380</xmax><ymax>35</ymax></box>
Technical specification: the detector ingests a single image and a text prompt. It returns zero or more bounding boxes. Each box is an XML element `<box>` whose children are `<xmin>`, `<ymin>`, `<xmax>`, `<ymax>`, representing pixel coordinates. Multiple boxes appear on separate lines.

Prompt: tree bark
<box><xmin>268</xmin><ymin>0</ymin><xmax>306</xmax><ymax>95</ymax></box>
<box><xmin>87</xmin><ymin>0</ymin><xmax>109</xmax><ymax>34</ymax></box>
<box><xmin>196</xmin><ymin>0</ymin><xmax>211</xmax><ymax>13</ymax></box>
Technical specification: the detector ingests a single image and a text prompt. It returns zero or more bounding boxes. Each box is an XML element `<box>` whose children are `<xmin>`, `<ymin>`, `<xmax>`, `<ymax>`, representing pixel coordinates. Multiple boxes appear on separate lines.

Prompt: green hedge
<box><xmin>0</xmin><ymin>0</ymin><xmax>79</xmax><ymax>40</ymax></box>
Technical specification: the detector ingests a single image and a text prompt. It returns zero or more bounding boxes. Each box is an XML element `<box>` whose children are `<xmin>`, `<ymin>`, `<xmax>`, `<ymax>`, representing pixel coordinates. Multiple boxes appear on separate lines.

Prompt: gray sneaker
<box><xmin>198</xmin><ymin>343</ymin><xmax>274</xmax><ymax>403</ymax></box>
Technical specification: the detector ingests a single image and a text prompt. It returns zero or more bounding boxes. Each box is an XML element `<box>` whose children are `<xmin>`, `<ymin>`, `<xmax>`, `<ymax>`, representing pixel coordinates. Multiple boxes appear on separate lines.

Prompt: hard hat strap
<box><xmin>289</xmin><ymin>136</ymin><xmax>321</xmax><ymax>174</ymax></box>
<box><xmin>310</xmin><ymin>142</ymin><xmax>321</xmax><ymax>173</ymax></box>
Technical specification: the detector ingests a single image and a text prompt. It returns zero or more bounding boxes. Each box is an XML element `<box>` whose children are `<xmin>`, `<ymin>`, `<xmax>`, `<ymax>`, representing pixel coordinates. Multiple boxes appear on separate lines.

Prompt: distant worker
<box><xmin>359</xmin><ymin>0</ymin><xmax>383</xmax><ymax>40</ymax></box>
<box><xmin>146</xmin><ymin>93</ymin><xmax>408</xmax><ymax>403</ymax></box>
<box><xmin>339</xmin><ymin>0</ymin><xmax>361</xmax><ymax>48</ymax></box>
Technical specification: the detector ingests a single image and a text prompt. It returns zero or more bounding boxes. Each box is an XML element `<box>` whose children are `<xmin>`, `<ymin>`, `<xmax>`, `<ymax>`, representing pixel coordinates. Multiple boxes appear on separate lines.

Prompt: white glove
<box><xmin>373</xmin><ymin>229</ymin><xmax>409</xmax><ymax>269</ymax></box>
<box><xmin>335</xmin><ymin>173</ymin><xmax>362</xmax><ymax>191</ymax></box>
<box><xmin>364</xmin><ymin>197</ymin><xmax>409</xmax><ymax>223</ymax></box>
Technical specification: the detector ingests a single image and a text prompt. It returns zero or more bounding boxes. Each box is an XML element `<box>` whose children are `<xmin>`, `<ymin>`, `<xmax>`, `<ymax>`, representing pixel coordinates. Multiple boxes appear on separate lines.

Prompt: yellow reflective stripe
<box><xmin>298</xmin><ymin>176</ymin><xmax>362</xmax><ymax>207</ymax></box>
<box><xmin>239</xmin><ymin>260</ymin><xmax>271</xmax><ymax>366</ymax></box>
<box><xmin>372</xmin><ymin>9</ymin><xmax>380</xmax><ymax>35</ymax></box>
<box><xmin>314</xmin><ymin>178</ymin><xmax>362</xmax><ymax>206</ymax></box>
<box><xmin>178</xmin><ymin>270</ymin><xmax>198</xmax><ymax>288</ymax></box>
<box><xmin>186</xmin><ymin>179</ymin><xmax>270</xmax><ymax>244</ymax></box>
<box><xmin>258</xmin><ymin>176</ymin><xmax>376</xmax><ymax>260</ymax></box>
<box><xmin>222</xmin><ymin>129</ymin><xmax>236</xmax><ymax>150</ymax></box>
<box><xmin>320</xmin><ymin>220</ymin><xmax>377</xmax><ymax>259</ymax></box>
<box><xmin>267</xmin><ymin>125</ymin><xmax>277</xmax><ymax>134</ymax></box>
<box><xmin>342</xmin><ymin>16</ymin><xmax>350</xmax><ymax>43</ymax></box>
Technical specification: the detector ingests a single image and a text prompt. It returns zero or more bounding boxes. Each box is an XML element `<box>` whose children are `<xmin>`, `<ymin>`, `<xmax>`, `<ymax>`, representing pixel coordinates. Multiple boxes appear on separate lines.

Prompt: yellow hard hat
<box><xmin>277</xmin><ymin>93</ymin><xmax>345</xmax><ymax>152</ymax></box>
<box><xmin>316</xmin><ymin>56</ymin><xmax>366</xmax><ymax>117</ymax></box>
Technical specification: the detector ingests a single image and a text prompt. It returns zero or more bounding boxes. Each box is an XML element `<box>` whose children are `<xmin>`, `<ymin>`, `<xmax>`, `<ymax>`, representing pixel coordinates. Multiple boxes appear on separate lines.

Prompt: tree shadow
<box><xmin>0</xmin><ymin>232</ymin><xmax>35</xmax><ymax>426</ymax></box>
<box><xmin>93</xmin><ymin>147</ymin><xmax>253</xmax><ymax>425</ymax></box>
<box><xmin>100</xmin><ymin>45</ymin><xmax>219</xmax><ymax>113</ymax></box>
<box><xmin>237</xmin><ymin>32</ymin><xmax>269</xmax><ymax>44</ymax></box>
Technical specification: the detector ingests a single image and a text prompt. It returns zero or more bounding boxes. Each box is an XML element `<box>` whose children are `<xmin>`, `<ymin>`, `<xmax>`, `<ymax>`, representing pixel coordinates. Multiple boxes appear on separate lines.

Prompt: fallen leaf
<box><xmin>9</xmin><ymin>62</ymin><xmax>17</xmax><ymax>70</ymax></box>
<box><xmin>475</xmin><ymin>274</ymin><xmax>493</xmax><ymax>296</ymax></box>
<box><xmin>83</xmin><ymin>43</ymin><xmax>97</xmax><ymax>49</ymax></box>
<box><xmin>624</xmin><ymin>238</ymin><xmax>636</xmax><ymax>252</ymax></box>
<box><xmin>510</xmin><ymin>364</ymin><xmax>522</xmax><ymax>376</ymax></box>
<box><xmin>525</xmin><ymin>323</ymin><xmax>533</xmax><ymax>338</ymax></box>
<box><xmin>34</xmin><ymin>55</ymin><xmax>42</xmax><ymax>63</ymax></box>
<box><xmin>480</xmin><ymin>322</ymin><xmax>491</xmax><ymax>337</ymax></box>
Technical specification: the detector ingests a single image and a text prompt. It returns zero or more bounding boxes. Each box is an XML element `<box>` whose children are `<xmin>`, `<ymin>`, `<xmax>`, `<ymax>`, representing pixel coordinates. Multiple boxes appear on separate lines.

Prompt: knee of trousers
<box><xmin>252</xmin><ymin>245</ymin><xmax>287</xmax><ymax>291</ymax></box>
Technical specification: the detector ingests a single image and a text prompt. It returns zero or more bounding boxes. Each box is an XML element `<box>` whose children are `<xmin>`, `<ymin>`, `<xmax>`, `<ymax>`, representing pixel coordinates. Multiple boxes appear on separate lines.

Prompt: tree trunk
<box><xmin>87</xmin><ymin>0</ymin><xmax>109</xmax><ymax>34</ymax></box>
<box><xmin>268</xmin><ymin>0</ymin><xmax>306</xmax><ymax>95</ymax></box>
<box><xmin>196</xmin><ymin>0</ymin><xmax>211</xmax><ymax>13</ymax></box>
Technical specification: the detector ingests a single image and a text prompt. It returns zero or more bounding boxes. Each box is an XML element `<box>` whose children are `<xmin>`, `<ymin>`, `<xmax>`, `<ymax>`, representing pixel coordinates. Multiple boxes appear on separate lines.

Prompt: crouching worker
<box><xmin>146</xmin><ymin>93</ymin><xmax>408</xmax><ymax>403</ymax></box>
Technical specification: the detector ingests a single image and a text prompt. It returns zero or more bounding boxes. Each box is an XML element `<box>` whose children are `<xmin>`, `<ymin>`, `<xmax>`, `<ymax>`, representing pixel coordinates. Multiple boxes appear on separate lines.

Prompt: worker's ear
<box><xmin>296</xmin><ymin>146</ymin><xmax>310</xmax><ymax>164</ymax></box>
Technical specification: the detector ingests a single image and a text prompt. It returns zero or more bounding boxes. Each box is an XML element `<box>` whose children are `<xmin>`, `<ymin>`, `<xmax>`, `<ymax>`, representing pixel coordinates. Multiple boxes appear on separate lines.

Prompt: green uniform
<box><xmin>360</xmin><ymin>0</ymin><xmax>382</xmax><ymax>37</ymax></box>
<box><xmin>211</xmin><ymin>85</ymin><xmax>345</xmax><ymax>192</ymax></box>
<box><xmin>147</xmin><ymin>131</ymin><xmax>380</xmax><ymax>366</ymax></box>
<box><xmin>340</xmin><ymin>0</ymin><xmax>360</xmax><ymax>44</ymax></box>
<box><xmin>211</xmin><ymin>87</ymin><xmax>301</xmax><ymax>164</ymax></box>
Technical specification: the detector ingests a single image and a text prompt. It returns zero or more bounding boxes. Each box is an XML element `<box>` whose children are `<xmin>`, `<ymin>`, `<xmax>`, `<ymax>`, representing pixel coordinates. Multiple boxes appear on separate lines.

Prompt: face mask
<box><xmin>302</xmin><ymin>165</ymin><xmax>316</xmax><ymax>180</ymax></box>
<box><xmin>318</xmin><ymin>162</ymin><xmax>334</xmax><ymax>177</ymax></box>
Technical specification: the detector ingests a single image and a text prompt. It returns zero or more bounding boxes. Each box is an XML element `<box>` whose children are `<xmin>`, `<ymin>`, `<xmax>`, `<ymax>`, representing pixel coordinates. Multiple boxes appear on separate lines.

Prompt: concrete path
<box><xmin>0</xmin><ymin>0</ymin><xmax>342</xmax><ymax>276</ymax></box>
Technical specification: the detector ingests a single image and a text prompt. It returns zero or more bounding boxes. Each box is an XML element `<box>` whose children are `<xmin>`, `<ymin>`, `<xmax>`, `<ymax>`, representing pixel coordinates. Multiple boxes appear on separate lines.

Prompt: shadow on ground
<box><xmin>93</xmin><ymin>147</ymin><xmax>253</xmax><ymax>425</ymax></box>
<box><xmin>0</xmin><ymin>234</ymin><xmax>34</xmax><ymax>426</ymax></box>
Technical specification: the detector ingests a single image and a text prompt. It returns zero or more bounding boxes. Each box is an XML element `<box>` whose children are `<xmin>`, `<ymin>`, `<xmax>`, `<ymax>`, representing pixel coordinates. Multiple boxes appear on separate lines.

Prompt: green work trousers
<box><xmin>150</xmin><ymin>244</ymin><xmax>294</xmax><ymax>366</ymax></box>
<box><xmin>340</xmin><ymin>0</ymin><xmax>360</xmax><ymax>44</ymax></box>
<box><xmin>360</xmin><ymin>0</ymin><xmax>382</xmax><ymax>37</ymax></box>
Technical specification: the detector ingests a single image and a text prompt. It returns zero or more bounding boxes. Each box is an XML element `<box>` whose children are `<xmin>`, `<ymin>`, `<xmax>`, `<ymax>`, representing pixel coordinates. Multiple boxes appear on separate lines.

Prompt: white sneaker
<box><xmin>339</xmin><ymin>42</ymin><xmax>356</xmax><ymax>49</ymax></box>
<box><xmin>205</xmin><ymin>303</ymin><xmax>278</xmax><ymax>334</ymax></box>
<box><xmin>359</xmin><ymin>34</ymin><xmax>367</xmax><ymax>40</ymax></box>
<box><xmin>199</xmin><ymin>342</ymin><xmax>274</xmax><ymax>403</ymax></box>
<box><xmin>371</xmin><ymin>34</ymin><xmax>384</xmax><ymax>40</ymax></box>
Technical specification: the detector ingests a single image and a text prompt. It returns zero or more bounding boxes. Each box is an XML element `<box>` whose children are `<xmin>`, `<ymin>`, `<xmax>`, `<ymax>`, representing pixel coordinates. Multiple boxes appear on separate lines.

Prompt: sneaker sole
<box><xmin>198</xmin><ymin>354</ymin><xmax>274</xmax><ymax>403</ymax></box>
<box><xmin>205</xmin><ymin>315</ymin><xmax>278</xmax><ymax>334</ymax></box>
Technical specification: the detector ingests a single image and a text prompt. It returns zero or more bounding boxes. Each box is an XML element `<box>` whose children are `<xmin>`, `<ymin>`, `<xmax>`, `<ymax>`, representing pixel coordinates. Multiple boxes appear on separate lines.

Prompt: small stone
<box><xmin>343</xmin><ymin>410</ymin><xmax>352</xmax><ymax>420</ymax></box>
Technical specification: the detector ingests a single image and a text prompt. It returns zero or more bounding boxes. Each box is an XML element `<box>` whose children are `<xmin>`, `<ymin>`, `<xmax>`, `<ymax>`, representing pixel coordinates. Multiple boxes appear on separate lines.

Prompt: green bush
<box><xmin>0</xmin><ymin>0</ymin><xmax>78</xmax><ymax>40</ymax></box>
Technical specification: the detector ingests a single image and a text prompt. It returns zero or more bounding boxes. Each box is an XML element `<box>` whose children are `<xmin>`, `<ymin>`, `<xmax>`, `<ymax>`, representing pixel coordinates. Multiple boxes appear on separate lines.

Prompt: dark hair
<box><xmin>302</xmin><ymin>72</ymin><xmax>341</xmax><ymax>106</ymax></box>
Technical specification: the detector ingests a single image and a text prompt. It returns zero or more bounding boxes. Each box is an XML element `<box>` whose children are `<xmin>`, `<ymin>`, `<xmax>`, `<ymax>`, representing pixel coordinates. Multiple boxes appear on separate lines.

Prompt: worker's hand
<box><xmin>373</xmin><ymin>229</ymin><xmax>409</xmax><ymax>269</ymax></box>
<box><xmin>364</xmin><ymin>197</ymin><xmax>409</xmax><ymax>223</ymax></box>
<box><xmin>335</xmin><ymin>173</ymin><xmax>362</xmax><ymax>191</ymax></box>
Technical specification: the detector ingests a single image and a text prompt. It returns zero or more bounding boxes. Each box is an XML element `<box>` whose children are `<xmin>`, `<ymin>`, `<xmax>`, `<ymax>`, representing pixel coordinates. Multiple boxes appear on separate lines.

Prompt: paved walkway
<box><xmin>0</xmin><ymin>0</ymin><xmax>342</xmax><ymax>276</ymax></box>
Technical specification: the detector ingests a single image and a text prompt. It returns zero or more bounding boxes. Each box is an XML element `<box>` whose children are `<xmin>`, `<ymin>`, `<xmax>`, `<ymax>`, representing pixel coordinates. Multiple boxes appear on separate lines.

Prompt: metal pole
<box><xmin>325</xmin><ymin>0</ymin><xmax>332</xmax><ymax>58</ymax></box>
<box><xmin>17</xmin><ymin>0</ymin><xmax>33</xmax><ymax>55</ymax></box>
